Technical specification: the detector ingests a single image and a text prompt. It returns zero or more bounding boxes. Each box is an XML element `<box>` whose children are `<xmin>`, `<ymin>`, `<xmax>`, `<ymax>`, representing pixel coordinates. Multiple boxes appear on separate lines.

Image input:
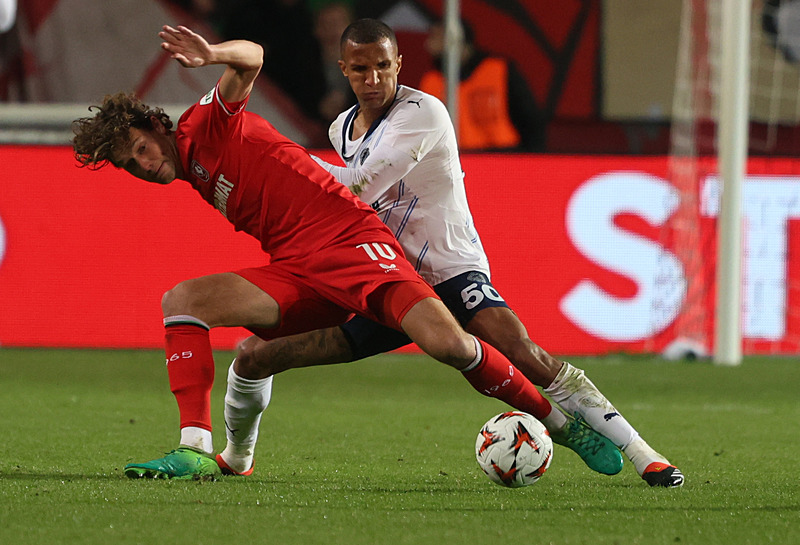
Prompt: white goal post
<box><xmin>668</xmin><ymin>0</ymin><xmax>800</xmax><ymax>363</ymax></box>
<box><xmin>715</xmin><ymin>0</ymin><xmax>751</xmax><ymax>366</ymax></box>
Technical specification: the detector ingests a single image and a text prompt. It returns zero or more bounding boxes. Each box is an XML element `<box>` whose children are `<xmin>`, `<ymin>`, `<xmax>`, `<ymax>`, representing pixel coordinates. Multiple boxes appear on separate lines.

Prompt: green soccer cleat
<box><xmin>549</xmin><ymin>413</ymin><xmax>624</xmax><ymax>475</ymax></box>
<box><xmin>124</xmin><ymin>447</ymin><xmax>222</xmax><ymax>480</ymax></box>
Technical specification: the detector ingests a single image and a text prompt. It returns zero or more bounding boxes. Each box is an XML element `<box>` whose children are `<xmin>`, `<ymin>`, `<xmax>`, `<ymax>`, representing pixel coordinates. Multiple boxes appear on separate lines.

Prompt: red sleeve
<box><xmin>213</xmin><ymin>80</ymin><xmax>249</xmax><ymax>116</ymax></box>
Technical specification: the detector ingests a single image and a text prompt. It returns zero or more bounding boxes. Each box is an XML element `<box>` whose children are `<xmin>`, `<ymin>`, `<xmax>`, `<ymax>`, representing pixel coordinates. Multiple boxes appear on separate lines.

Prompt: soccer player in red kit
<box><xmin>72</xmin><ymin>25</ymin><xmax>561</xmax><ymax>480</ymax></box>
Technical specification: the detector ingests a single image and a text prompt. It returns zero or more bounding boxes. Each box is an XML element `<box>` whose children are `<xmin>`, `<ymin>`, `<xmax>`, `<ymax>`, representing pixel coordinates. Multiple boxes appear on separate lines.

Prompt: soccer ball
<box><xmin>475</xmin><ymin>411</ymin><xmax>553</xmax><ymax>488</ymax></box>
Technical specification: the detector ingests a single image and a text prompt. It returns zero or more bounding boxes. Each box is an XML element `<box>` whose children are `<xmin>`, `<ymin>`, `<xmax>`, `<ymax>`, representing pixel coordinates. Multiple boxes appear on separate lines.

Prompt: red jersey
<box><xmin>175</xmin><ymin>84</ymin><xmax>386</xmax><ymax>261</ymax></box>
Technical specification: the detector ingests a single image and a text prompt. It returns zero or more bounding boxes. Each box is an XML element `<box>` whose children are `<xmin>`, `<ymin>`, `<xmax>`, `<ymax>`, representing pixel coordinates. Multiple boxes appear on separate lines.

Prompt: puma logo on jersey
<box><xmin>407</xmin><ymin>98</ymin><xmax>423</xmax><ymax>108</ymax></box>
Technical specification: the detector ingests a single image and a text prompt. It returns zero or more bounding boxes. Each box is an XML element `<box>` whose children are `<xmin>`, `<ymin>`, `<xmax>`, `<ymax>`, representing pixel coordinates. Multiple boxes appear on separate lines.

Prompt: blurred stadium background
<box><xmin>2</xmin><ymin>0</ymin><xmax>800</xmax><ymax>361</ymax></box>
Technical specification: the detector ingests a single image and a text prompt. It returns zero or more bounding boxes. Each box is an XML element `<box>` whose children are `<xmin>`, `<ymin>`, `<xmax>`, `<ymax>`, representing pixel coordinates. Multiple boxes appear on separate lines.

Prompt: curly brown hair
<box><xmin>72</xmin><ymin>92</ymin><xmax>173</xmax><ymax>169</ymax></box>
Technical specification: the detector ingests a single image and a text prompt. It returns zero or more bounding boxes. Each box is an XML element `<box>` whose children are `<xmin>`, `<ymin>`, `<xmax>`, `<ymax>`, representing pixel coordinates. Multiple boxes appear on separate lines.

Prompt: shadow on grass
<box><xmin>0</xmin><ymin>470</ymin><xmax>125</xmax><ymax>481</ymax></box>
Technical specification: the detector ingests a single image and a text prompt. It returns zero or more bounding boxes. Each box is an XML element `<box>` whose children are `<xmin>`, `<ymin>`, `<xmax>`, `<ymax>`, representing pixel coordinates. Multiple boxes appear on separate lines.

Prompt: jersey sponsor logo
<box><xmin>359</xmin><ymin>148</ymin><xmax>370</xmax><ymax>166</ymax></box>
<box><xmin>191</xmin><ymin>160</ymin><xmax>210</xmax><ymax>182</ymax></box>
<box><xmin>407</xmin><ymin>98</ymin><xmax>423</xmax><ymax>108</ymax></box>
<box><xmin>214</xmin><ymin>173</ymin><xmax>235</xmax><ymax>218</ymax></box>
<box><xmin>200</xmin><ymin>88</ymin><xmax>214</xmax><ymax>105</ymax></box>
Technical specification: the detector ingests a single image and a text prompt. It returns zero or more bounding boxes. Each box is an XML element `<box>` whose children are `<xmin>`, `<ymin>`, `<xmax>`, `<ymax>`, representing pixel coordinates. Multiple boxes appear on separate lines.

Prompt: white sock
<box><xmin>180</xmin><ymin>426</ymin><xmax>213</xmax><ymax>454</ymax></box>
<box><xmin>540</xmin><ymin>406</ymin><xmax>569</xmax><ymax>432</ymax></box>
<box><xmin>544</xmin><ymin>362</ymin><xmax>639</xmax><ymax>449</ymax></box>
<box><xmin>219</xmin><ymin>361</ymin><xmax>273</xmax><ymax>473</ymax></box>
<box><xmin>623</xmin><ymin>437</ymin><xmax>671</xmax><ymax>476</ymax></box>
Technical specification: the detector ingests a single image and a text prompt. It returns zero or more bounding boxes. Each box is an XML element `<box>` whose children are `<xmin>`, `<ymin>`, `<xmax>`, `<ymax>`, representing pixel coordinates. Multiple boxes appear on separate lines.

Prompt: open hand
<box><xmin>159</xmin><ymin>25</ymin><xmax>214</xmax><ymax>68</ymax></box>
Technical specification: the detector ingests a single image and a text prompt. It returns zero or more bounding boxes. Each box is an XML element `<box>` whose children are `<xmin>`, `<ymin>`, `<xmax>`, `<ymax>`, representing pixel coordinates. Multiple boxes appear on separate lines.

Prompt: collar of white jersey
<box><xmin>341</xmin><ymin>85</ymin><xmax>403</xmax><ymax>162</ymax></box>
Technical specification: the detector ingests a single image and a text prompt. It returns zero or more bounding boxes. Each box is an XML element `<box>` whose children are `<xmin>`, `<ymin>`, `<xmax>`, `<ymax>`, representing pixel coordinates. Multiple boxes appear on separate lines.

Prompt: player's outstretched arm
<box><xmin>158</xmin><ymin>24</ymin><xmax>263</xmax><ymax>103</ymax></box>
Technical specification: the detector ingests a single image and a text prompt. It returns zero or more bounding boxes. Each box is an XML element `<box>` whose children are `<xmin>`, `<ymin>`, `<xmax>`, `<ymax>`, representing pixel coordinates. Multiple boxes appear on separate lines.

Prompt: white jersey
<box><xmin>314</xmin><ymin>85</ymin><xmax>490</xmax><ymax>286</ymax></box>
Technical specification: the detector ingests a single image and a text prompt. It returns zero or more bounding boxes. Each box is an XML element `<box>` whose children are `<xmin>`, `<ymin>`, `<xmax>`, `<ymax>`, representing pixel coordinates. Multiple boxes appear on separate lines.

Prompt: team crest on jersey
<box><xmin>200</xmin><ymin>88</ymin><xmax>214</xmax><ymax>105</ymax></box>
<box><xmin>359</xmin><ymin>148</ymin><xmax>370</xmax><ymax>165</ymax></box>
<box><xmin>191</xmin><ymin>160</ymin><xmax>210</xmax><ymax>182</ymax></box>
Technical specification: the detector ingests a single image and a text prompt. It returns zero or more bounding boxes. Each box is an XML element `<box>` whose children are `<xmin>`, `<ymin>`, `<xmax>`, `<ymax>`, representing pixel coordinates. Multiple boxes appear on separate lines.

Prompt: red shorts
<box><xmin>234</xmin><ymin>236</ymin><xmax>436</xmax><ymax>341</ymax></box>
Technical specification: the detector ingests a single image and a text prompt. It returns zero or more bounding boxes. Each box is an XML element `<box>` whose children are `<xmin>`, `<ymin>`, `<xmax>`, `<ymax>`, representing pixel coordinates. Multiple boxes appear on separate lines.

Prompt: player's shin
<box><xmin>164</xmin><ymin>316</ymin><xmax>215</xmax><ymax>454</ymax></box>
<box><xmin>219</xmin><ymin>361</ymin><xmax>273</xmax><ymax>475</ymax></box>
<box><xmin>545</xmin><ymin>362</ymin><xmax>679</xmax><ymax>480</ymax></box>
<box><xmin>462</xmin><ymin>337</ymin><xmax>566</xmax><ymax>430</ymax></box>
<box><xmin>544</xmin><ymin>361</ymin><xmax>639</xmax><ymax>448</ymax></box>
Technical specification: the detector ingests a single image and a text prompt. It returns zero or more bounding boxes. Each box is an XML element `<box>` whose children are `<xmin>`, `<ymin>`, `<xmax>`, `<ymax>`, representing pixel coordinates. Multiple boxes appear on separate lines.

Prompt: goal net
<box><xmin>660</xmin><ymin>0</ymin><xmax>800</xmax><ymax>357</ymax></box>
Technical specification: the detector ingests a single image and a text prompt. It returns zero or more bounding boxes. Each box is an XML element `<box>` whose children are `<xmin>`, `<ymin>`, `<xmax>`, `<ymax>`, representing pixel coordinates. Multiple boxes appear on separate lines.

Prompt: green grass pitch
<box><xmin>0</xmin><ymin>348</ymin><xmax>797</xmax><ymax>544</ymax></box>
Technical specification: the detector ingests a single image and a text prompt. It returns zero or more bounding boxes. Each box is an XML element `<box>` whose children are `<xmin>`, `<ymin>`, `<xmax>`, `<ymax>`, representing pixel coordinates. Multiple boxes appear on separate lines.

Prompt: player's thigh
<box><xmin>432</xmin><ymin>271</ymin><xmax>509</xmax><ymax>327</ymax></box>
<box><xmin>239</xmin><ymin>313</ymin><xmax>419</xmax><ymax>379</ymax></box>
<box><xmin>399</xmin><ymin>297</ymin><xmax>474</xmax><ymax>367</ymax></box>
<box><xmin>465</xmin><ymin>306</ymin><xmax>531</xmax><ymax>351</ymax></box>
<box><xmin>236</xmin><ymin>265</ymin><xmax>353</xmax><ymax>340</ymax></box>
<box><xmin>436</xmin><ymin>272</ymin><xmax>562</xmax><ymax>382</ymax></box>
<box><xmin>340</xmin><ymin>314</ymin><xmax>413</xmax><ymax>360</ymax></box>
<box><xmin>236</xmin><ymin>327</ymin><xmax>354</xmax><ymax>379</ymax></box>
<box><xmin>163</xmin><ymin>272</ymin><xmax>280</xmax><ymax>328</ymax></box>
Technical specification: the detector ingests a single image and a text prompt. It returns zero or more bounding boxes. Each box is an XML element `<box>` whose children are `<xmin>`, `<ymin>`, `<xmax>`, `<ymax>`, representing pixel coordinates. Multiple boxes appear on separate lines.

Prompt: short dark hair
<box><xmin>72</xmin><ymin>92</ymin><xmax>172</xmax><ymax>169</ymax></box>
<box><xmin>340</xmin><ymin>18</ymin><xmax>398</xmax><ymax>54</ymax></box>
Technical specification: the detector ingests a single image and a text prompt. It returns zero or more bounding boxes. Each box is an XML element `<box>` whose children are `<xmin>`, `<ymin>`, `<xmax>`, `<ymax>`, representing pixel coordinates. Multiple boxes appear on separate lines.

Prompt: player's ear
<box><xmin>396</xmin><ymin>54</ymin><xmax>402</xmax><ymax>74</ymax></box>
<box><xmin>338</xmin><ymin>59</ymin><xmax>347</xmax><ymax>77</ymax></box>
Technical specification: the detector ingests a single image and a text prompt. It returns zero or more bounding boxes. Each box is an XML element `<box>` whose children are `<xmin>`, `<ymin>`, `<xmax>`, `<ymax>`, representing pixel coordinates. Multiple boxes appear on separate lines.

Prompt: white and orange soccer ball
<box><xmin>475</xmin><ymin>411</ymin><xmax>553</xmax><ymax>488</ymax></box>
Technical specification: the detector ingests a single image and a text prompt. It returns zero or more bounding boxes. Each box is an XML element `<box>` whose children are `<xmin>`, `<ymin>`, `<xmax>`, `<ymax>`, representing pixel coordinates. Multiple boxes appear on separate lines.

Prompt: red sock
<box><xmin>165</xmin><ymin>323</ymin><xmax>215</xmax><ymax>431</ymax></box>
<box><xmin>462</xmin><ymin>338</ymin><xmax>552</xmax><ymax>419</ymax></box>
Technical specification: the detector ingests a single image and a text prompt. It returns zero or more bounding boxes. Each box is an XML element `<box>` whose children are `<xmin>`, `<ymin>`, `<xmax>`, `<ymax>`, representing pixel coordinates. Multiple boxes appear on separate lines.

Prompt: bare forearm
<box><xmin>208</xmin><ymin>40</ymin><xmax>263</xmax><ymax>73</ymax></box>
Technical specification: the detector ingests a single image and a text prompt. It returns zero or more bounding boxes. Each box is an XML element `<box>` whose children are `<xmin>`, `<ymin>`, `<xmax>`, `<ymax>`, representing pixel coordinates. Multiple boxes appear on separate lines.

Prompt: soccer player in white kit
<box><xmin>218</xmin><ymin>19</ymin><xmax>683</xmax><ymax>487</ymax></box>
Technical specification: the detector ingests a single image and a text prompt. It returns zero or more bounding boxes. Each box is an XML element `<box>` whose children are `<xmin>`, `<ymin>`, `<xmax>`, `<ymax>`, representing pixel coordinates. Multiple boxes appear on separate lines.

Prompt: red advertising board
<box><xmin>2</xmin><ymin>146</ymin><xmax>800</xmax><ymax>355</ymax></box>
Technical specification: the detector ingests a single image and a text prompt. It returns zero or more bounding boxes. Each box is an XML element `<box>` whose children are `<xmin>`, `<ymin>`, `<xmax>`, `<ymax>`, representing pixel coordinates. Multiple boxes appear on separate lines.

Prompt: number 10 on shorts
<box><xmin>357</xmin><ymin>242</ymin><xmax>398</xmax><ymax>261</ymax></box>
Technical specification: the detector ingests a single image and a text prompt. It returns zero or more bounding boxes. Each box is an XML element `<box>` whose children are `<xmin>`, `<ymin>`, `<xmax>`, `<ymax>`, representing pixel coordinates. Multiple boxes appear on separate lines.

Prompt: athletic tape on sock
<box><xmin>461</xmin><ymin>336</ymin><xmax>483</xmax><ymax>373</ymax></box>
<box><xmin>164</xmin><ymin>315</ymin><xmax>210</xmax><ymax>330</ymax></box>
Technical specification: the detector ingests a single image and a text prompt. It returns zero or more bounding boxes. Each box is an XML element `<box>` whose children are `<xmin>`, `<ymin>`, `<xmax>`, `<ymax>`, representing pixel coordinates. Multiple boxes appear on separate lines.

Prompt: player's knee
<box><xmin>161</xmin><ymin>280</ymin><xmax>204</xmax><ymax>317</ymax></box>
<box><xmin>235</xmin><ymin>337</ymin><xmax>270</xmax><ymax>379</ymax></box>
<box><xmin>418</xmin><ymin>332</ymin><xmax>475</xmax><ymax>368</ymax></box>
<box><xmin>162</xmin><ymin>283</ymin><xmax>186</xmax><ymax>316</ymax></box>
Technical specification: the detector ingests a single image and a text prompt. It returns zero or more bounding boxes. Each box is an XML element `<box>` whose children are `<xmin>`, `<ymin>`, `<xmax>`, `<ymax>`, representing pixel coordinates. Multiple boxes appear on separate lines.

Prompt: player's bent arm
<box><xmin>311</xmin><ymin>145</ymin><xmax>417</xmax><ymax>199</ymax></box>
<box><xmin>212</xmin><ymin>41</ymin><xmax>263</xmax><ymax>103</ymax></box>
<box><xmin>159</xmin><ymin>25</ymin><xmax>262</xmax><ymax>103</ymax></box>
<box><xmin>315</xmin><ymin>102</ymin><xmax>448</xmax><ymax>200</ymax></box>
